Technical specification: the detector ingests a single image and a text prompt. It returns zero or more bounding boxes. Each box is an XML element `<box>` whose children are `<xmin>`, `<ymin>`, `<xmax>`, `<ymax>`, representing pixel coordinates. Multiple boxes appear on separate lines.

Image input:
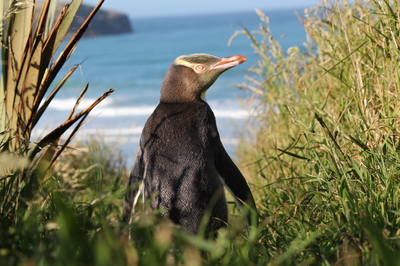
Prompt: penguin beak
<box><xmin>210</xmin><ymin>55</ymin><xmax>247</xmax><ymax>70</ymax></box>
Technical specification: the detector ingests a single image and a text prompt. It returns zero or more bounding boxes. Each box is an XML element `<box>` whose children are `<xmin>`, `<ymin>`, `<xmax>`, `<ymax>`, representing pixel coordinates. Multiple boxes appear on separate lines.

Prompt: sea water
<box><xmin>32</xmin><ymin>8</ymin><xmax>309</xmax><ymax>166</ymax></box>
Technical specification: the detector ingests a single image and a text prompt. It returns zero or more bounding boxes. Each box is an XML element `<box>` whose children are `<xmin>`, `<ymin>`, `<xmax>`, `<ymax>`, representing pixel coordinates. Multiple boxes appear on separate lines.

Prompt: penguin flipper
<box><xmin>122</xmin><ymin>148</ymin><xmax>144</xmax><ymax>224</ymax></box>
<box><xmin>215</xmin><ymin>145</ymin><xmax>258</xmax><ymax>228</ymax></box>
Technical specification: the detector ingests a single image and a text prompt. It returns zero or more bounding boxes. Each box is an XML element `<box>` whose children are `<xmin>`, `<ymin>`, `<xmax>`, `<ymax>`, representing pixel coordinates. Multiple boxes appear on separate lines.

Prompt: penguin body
<box><xmin>123</xmin><ymin>54</ymin><xmax>257</xmax><ymax>234</ymax></box>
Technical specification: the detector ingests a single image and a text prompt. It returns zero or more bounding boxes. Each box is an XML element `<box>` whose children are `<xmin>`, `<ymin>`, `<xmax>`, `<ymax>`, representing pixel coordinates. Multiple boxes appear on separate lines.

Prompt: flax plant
<box><xmin>0</xmin><ymin>0</ymin><xmax>113</xmax><ymax>240</ymax></box>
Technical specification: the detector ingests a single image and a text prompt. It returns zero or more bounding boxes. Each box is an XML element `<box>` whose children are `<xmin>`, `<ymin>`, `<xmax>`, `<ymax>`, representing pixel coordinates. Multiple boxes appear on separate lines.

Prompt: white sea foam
<box><xmin>91</xmin><ymin>106</ymin><xmax>156</xmax><ymax>117</ymax></box>
<box><xmin>91</xmin><ymin>106</ymin><xmax>249</xmax><ymax>119</ymax></box>
<box><xmin>47</xmin><ymin>98</ymin><xmax>250</xmax><ymax>119</ymax></box>
<box><xmin>47</xmin><ymin>97</ymin><xmax>114</xmax><ymax>111</ymax></box>
<box><xmin>78</xmin><ymin>127</ymin><xmax>144</xmax><ymax>135</ymax></box>
<box><xmin>31</xmin><ymin>126</ymin><xmax>238</xmax><ymax>146</ymax></box>
<box><xmin>212</xmin><ymin>109</ymin><xmax>248</xmax><ymax>119</ymax></box>
<box><xmin>32</xmin><ymin>126</ymin><xmax>143</xmax><ymax>137</ymax></box>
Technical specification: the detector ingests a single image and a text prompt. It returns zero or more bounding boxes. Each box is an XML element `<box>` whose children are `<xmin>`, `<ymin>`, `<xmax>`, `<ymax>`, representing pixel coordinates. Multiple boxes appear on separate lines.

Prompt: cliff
<box><xmin>35</xmin><ymin>2</ymin><xmax>133</xmax><ymax>37</ymax></box>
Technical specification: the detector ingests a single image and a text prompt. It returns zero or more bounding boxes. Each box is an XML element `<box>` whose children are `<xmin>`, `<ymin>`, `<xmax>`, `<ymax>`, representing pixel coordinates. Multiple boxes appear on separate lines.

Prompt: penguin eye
<box><xmin>194</xmin><ymin>64</ymin><xmax>206</xmax><ymax>73</ymax></box>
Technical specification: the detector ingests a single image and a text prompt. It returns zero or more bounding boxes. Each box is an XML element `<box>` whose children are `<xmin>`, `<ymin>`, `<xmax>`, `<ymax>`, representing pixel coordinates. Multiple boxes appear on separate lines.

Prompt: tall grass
<box><xmin>2</xmin><ymin>0</ymin><xmax>400</xmax><ymax>265</ymax></box>
<box><xmin>234</xmin><ymin>0</ymin><xmax>400</xmax><ymax>263</ymax></box>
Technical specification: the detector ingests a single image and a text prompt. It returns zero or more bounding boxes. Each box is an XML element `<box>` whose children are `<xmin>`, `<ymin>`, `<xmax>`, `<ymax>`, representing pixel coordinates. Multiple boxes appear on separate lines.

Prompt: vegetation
<box><xmin>234</xmin><ymin>0</ymin><xmax>400</xmax><ymax>264</ymax></box>
<box><xmin>0</xmin><ymin>0</ymin><xmax>116</xmax><ymax>264</ymax></box>
<box><xmin>1</xmin><ymin>0</ymin><xmax>400</xmax><ymax>265</ymax></box>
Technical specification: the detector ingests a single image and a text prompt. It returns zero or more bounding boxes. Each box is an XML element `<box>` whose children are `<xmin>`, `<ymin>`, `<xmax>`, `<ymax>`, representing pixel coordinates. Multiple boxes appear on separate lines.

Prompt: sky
<box><xmin>83</xmin><ymin>0</ymin><xmax>321</xmax><ymax>18</ymax></box>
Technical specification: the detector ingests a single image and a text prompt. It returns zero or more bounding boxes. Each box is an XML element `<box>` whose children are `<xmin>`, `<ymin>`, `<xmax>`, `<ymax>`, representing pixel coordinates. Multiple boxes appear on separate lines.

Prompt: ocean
<box><xmin>33</xmin><ymin>8</ymin><xmax>309</xmax><ymax>166</ymax></box>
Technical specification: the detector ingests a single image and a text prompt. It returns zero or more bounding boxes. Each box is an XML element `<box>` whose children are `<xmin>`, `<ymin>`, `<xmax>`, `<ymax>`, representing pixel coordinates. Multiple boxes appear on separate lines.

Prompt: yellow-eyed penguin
<box><xmin>123</xmin><ymin>53</ymin><xmax>257</xmax><ymax>235</ymax></box>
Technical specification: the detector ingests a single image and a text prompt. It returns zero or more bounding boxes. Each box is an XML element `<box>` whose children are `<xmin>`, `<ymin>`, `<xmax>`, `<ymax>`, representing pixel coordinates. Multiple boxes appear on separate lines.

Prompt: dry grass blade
<box><xmin>239</xmin><ymin>75</ymin><xmax>265</xmax><ymax>95</ymax></box>
<box><xmin>68</xmin><ymin>83</ymin><xmax>89</xmax><ymax>119</ymax></box>
<box><xmin>34</xmin><ymin>0</ymin><xmax>52</xmax><ymax>37</ymax></box>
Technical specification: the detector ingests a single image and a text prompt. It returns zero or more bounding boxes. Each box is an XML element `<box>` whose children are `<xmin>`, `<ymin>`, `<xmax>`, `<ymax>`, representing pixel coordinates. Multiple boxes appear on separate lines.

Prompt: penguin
<box><xmin>123</xmin><ymin>53</ymin><xmax>257</xmax><ymax>235</ymax></box>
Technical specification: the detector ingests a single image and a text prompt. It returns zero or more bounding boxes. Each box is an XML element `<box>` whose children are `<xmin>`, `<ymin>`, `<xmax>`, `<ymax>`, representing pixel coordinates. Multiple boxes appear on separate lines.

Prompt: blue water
<box><xmin>33</xmin><ymin>8</ymin><xmax>308</xmax><ymax>165</ymax></box>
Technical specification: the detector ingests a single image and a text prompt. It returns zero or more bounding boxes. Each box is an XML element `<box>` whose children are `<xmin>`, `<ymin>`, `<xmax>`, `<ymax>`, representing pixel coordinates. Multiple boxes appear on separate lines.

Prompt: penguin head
<box><xmin>160</xmin><ymin>53</ymin><xmax>247</xmax><ymax>103</ymax></box>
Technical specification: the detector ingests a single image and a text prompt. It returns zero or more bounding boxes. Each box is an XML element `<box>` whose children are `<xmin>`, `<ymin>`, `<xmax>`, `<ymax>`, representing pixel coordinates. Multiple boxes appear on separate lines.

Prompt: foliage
<box><xmin>0</xmin><ymin>137</ymin><xmax>128</xmax><ymax>265</ymax></box>
<box><xmin>234</xmin><ymin>0</ymin><xmax>400</xmax><ymax>264</ymax></box>
<box><xmin>2</xmin><ymin>0</ymin><xmax>400</xmax><ymax>265</ymax></box>
<box><xmin>0</xmin><ymin>0</ymin><xmax>116</xmax><ymax>263</ymax></box>
<box><xmin>0</xmin><ymin>0</ymin><xmax>113</xmax><ymax>227</ymax></box>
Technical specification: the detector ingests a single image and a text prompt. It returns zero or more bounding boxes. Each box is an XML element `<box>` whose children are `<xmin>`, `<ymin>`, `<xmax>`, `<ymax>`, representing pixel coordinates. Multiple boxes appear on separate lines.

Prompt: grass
<box><xmin>1</xmin><ymin>0</ymin><xmax>400</xmax><ymax>265</ymax></box>
<box><xmin>233</xmin><ymin>0</ymin><xmax>400</xmax><ymax>264</ymax></box>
